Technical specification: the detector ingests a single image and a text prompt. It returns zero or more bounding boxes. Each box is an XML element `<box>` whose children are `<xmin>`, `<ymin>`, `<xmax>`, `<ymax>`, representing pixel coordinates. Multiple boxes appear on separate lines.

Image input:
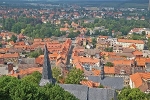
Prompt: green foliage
<box><xmin>11</xmin><ymin>22</ymin><xmax>26</xmax><ymax>34</ymax></box>
<box><xmin>92</xmin><ymin>37</ymin><xmax>97</xmax><ymax>48</ymax></box>
<box><xmin>118</xmin><ymin>87</ymin><xmax>149</xmax><ymax>100</ymax></box>
<box><xmin>0</xmin><ymin>73</ymin><xmax>78</xmax><ymax>100</ymax></box>
<box><xmin>28</xmin><ymin>48</ymin><xmax>43</xmax><ymax>58</ymax></box>
<box><xmin>85</xmin><ymin>30</ymin><xmax>90</xmax><ymax>36</ymax></box>
<box><xmin>0</xmin><ymin>76</ymin><xmax>20</xmax><ymax>100</ymax></box>
<box><xmin>67</xmin><ymin>32</ymin><xmax>80</xmax><ymax>38</ymax></box>
<box><xmin>147</xmin><ymin>38</ymin><xmax>150</xmax><ymax>50</ymax></box>
<box><xmin>130</xmin><ymin>33</ymin><xmax>145</xmax><ymax>40</ymax></box>
<box><xmin>98</xmin><ymin>84</ymin><xmax>104</xmax><ymax>88</ymax></box>
<box><xmin>22</xmin><ymin>71</ymin><xmax>42</xmax><ymax>85</ymax></box>
<box><xmin>0</xmin><ymin>43</ymin><xmax>2</xmax><ymax>48</ymax></box>
<box><xmin>65</xmin><ymin>68</ymin><xmax>84</xmax><ymax>84</ymax></box>
<box><xmin>52</xmin><ymin>67</ymin><xmax>62</xmax><ymax>82</ymax></box>
<box><xmin>10</xmin><ymin>35</ymin><xmax>17</xmax><ymax>43</ymax></box>
<box><xmin>105</xmin><ymin>62</ymin><xmax>114</xmax><ymax>67</ymax></box>
<box><xmin>2</xmin><ymin>17</ymin><xmax>64</xmax><ymax>38</ymax></box>
<box><xmin>142</xmin><ymin>31</ymin><xmax>146</xmax><ymax>36</ymax></box>
<box><xmin>104</xmin><ymin>47</ymin><xmax>113</xmax><ymax>52</ymax></box>
<box><xmin>82</xmin><ymin>18</ymin><xmax>150</xmax><ymax>35</ymax></box>
<box><xmin>3</xmin><ymin>18</ymin><xmax>15</xmax><ymax>31</ymax></box>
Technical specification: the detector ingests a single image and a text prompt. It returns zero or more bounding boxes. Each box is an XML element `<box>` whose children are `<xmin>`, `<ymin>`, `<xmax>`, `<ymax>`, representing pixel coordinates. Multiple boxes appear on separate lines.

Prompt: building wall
<box><xmin>117</xmin><ymin>42</ymin><xmax>144</xmax><ymax>50</ymax></box>
<box><xmin>4</xmin><ymin>57</ymin><xmax>18</xmax><ymax>65</ymax></box>
<box><xmin>145</xmin><ymin>30</ymin><xmax>150</xmax><ymax>35</ymax></box>
<box><xmin>129</xmin><ymin>78</ymin><xmax>134</xmax><ymax>89</ymax></box>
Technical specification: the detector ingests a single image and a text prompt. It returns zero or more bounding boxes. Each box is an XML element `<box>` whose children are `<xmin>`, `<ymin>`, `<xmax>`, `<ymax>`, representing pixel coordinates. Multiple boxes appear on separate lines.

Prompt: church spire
<box><xmin>99</xmin><ymin>57</ymin><xmax>105</xmax><ymax>80</ymax></box>
<box><xmin>39</xmin><ymin>45</ymin><xmax>54</xmax><ymax>86</ymax></box>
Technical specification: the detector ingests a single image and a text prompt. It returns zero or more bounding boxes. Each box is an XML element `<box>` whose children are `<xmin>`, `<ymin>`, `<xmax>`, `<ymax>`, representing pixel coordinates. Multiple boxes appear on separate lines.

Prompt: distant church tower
<box><xmin>100</xmin><ymin>57</ymin><xmax>105</xmax><ymax>80</ymax></box>
<box><xmin>148</xmin><ymin>0</ymin><xmax>150</xmax><ymax>11</ymax></box>
<box><xmin>39</xmin><ymin>45</ymin><xmax>54</xmax><ymax>86</ymax></box>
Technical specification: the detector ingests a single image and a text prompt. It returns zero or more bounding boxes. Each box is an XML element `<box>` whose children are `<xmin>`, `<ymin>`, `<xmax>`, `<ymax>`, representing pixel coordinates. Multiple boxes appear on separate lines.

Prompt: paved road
<box><xmin>66</xmin><ymin>44</ymin><xmax>74</xmax><ymax>69</ymax></box>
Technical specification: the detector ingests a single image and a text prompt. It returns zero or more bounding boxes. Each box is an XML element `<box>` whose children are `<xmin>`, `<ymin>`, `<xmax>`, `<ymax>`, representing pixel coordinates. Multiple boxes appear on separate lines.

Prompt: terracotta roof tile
<box><xmin>10</xmin><ymin>67</ymin><xmax>42</xmax><ymax>77</ymax></box>
<box><xmin>104</xmin><ymin>67</ymin><xmax>115</xmax><ymax>74</ymax></box>
<box><xmin>113</xmin><ymin>60</ymin><xmax>133</xmax><ymax>66</ymax></box>
<box><xmin>130</xmin><ymin>72</ymin><xmax>150</xmax><ymax>88</ymax></box>
<box><xmin>118</xmin><ymin>39</ymin><xmax>144</xmax><ymax>44</ymax></box>
<box><xmin>80</xmin><ymin>80</ymin><xmax>100</xmax><ymax>88</ymax></box>
<box><xmin>133</xmin><ymin>50</ymin><xmax>143</xmax><ymax>56</ymax></box>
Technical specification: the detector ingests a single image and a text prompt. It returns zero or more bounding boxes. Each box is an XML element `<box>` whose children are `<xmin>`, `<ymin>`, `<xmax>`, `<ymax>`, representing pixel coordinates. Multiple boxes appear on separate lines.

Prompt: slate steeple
<box><xmin>39</xmin><ymin>45</ymin><xmax>54</xmax><ymax>86</ymax></box>
<box><xmin>99</xmin><ymin>57</ymin><xmax>105</xmax><ymax>80</ymax></box>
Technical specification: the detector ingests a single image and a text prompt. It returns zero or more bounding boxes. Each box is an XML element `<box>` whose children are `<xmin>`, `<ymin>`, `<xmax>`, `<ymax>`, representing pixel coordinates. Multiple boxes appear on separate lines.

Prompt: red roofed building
<box><xmin>117</xmin><ymin>39</ymin><xmax>144</xmax><ymax>50</ymax></box>
<box><xmin>130</xmin><ymin>72</ymin><xmax>150</xmax><ymax>93</ymax></box>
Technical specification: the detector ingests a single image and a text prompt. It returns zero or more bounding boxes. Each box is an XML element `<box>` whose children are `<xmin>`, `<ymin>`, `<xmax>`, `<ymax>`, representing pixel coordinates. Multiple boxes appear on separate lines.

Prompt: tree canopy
<box><xmin>52</xmin><ymin>67</ymin><xmax>62</xmax><ymax>82</ymax></box>
<box><xmin>0</xmin><ymin>72</ymin><xmax>78</xmax><ymax>100</ymax></box>
<box><xmin>2</xmin><ymin>17</ymin><xmax>64</xmax><ymax>38</ymax></box>
<box><xmin>118</xmin><ymin>87</ymin><xmax>150</xmax><ymax>100</ymax></box>
<box><xmin>65</xmin><ymin>68</ymin><xmax>84</xmax><ymax>84</ymax></box>
<box><xmin>105</xmin><ymin>62</ymin><xmax>114</xmax><ymax>67</ymax></box>
<box><xmin>28</xmin><ymin>48</ymin><xmax>43</xmax><ymax>58</ymax></box>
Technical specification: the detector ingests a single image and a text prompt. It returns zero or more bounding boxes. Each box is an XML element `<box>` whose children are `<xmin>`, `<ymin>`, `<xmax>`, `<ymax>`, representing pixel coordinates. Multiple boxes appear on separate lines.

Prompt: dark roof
<box><xmin>88</xmin><ymin>76</ymin><xmax>124</xmax><ymax>90</ymax></box>
<box><xmin>59</xmin><ymin>84</ymin><xmax>88</xmax><ymax>100</ymax></box>
<box><xmin>20</xmin><ymin>58</ymin><xmax>35</xmax><ymax>64</ymax></box>
<box><xmin>146</xmin><ymin>63</ymin><xmax>150</xmax><ymax>72</ymax></box>
<box><xmin>84</xmin><ymin>49</ymin><xmax>100</xmax><ymax>56</ymax></box>
<box><xmin>89</xmin><ymin>88</ymin><xmax>117</xmax><ymax>100</ymax></box>
<box><xmin>59</xmin><ymin>84</ymin><xmax>117</xmax><ymax>100</ymax></box>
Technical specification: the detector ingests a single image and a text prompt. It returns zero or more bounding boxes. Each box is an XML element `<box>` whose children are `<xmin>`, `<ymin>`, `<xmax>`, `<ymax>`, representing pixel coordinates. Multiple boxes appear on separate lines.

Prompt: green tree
<box><xmin>0</xmin><ymin>43</ymin><xmax>2</xmax><ymax>48</ymax></box>
<box><xmin>104</xmin><ymin>47</ymin><xmax>113</xmax><ymax>52</ymax></box>
<box><xmin>11</xmin><ymin>81</ymin><xmax>41</xmax><ymax>100</ymax></box>
<box><xmin>85</xmin><ymin>30</ymin><xmax>90</xmax><ymax>36</ymax></box>
<box><xmin>147</xmin><ymin>38</ymin><xmax>150</xmax><ymax>50</ymax></box>
<box><xmin>29</xmin><ymin>48</ymin><xmax>43</xmax><ymax>58</ymax></box>
<box><xmin>92</xmin><ymin>38</ymin><xmax>97</xmax><ymax>48</ymax></box>
<box><xmin>52</xmin><ymin>67</ymin><xmax>62</xmax><ymax>82</ymax></box>
<box><xmin>22</xmin><ymin>71</ymin><xmax>42</xmax><ymax>85</ymax></box>
<box><xmin>118</xmin><ymin>87</ymin><xmax>148</xmax><ymax>100</ymax></box>
<box><xmin>3</xmin><ymin>18</ymin><xmax>15</xmax><ymax>31</ymax></box>
<box><xmin>0</xmin><ymin>76</ymin><xmax>20</xmax><ymax>100</ymax></box>
<box><xmin>11</xmin><ymin>22</ymin><xmax>26</xmax><ymax>34</ymax></box>
<box><xmin>105</xmin><ymin>62</ymin><xmax>114</xmax><ymax>67</ymax></box>
<box><xmin>142</xmin><ymin>31</ymin><xmax>146</xmax><ymax>36</ymax></box>
<box><xmin>98</xmin><ymin>84</ymin><xmax>104</xmax><ymax>88</ymax></box>
<box><xmin>65</xmin><ymin>68</ymin><xmax>84</xmax><ymax>84</ymax></box>
<box><xmin>0</xmin><ymin>74</ymin><xmax>78</xmax><ymax>100</ymax></box>
<box><xmin>10</xmin><ymin>35</ymin><xmax>17</xmax><ymax>43</ymax></box>
<box><xmin>43</xmin><ymin>84</ymin><xmax>78</xmax><ymax>100</ymax></box>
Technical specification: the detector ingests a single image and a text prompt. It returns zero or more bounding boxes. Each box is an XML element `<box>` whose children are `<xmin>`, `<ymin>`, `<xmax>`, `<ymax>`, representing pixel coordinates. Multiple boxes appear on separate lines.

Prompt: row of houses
<box><xmin>71</xmin><ymin>36</ymin><xmax>150</xmax><ymax>93</ymax></box>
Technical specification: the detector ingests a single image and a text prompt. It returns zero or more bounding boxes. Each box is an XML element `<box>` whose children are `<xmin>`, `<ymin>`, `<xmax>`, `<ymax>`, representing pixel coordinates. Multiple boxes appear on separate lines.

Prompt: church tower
<box><xmin>100</xmin><ymin>57</ymin><xmax>105</xmax><ymax>80</ymax></box>
<box><xmin>39</xmin><ymin>45</ymin><xmax>54</xmax><ymax>86</ymax></box>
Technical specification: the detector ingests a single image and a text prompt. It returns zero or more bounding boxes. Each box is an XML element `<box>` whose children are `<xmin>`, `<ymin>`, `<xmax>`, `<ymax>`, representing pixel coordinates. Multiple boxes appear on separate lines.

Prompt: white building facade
<box><xmin>117</xmin><ymin>39</ymin><xmax>144</xmax><ymax>50</ymax></box>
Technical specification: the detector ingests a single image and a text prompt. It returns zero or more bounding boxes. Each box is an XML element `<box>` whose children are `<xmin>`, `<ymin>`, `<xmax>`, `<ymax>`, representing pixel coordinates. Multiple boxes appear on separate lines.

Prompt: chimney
<box><xmin>7</xmin><ymin>63</ymin><xmax>13</xmax><ymax>73</ymax></box>
<box><xmin>134</xmin><ymin>60</ymin><xmax>137</xmax><ymax>67</ymax></box>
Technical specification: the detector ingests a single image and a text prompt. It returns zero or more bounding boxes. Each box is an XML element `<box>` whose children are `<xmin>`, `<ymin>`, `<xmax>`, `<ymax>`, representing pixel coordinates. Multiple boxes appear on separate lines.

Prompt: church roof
<box><xmin>88</xmin><ymin>76</ymin><xmax>124</xmax><ymax>90</ymax></box>
<box><xmin>59</xmin><ymin>84</ymin><xmax>117</xmax><ymax>100</ymax></box>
